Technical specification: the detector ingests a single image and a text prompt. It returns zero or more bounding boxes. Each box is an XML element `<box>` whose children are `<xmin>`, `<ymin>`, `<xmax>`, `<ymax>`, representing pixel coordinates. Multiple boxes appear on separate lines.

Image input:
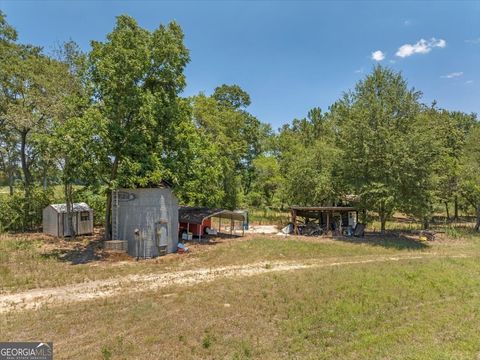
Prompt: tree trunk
<box><xmin>105</xmin><ymin>191</ymin><xmax>112</xmax><ymax>240</ymax></box>
<box><xmin>445</xmin><ymin>202</ymin><xmax>449</xmax><ymax>222</ymax></box>
<box><xmin>379</xmin><ymin>211</ymin><xmax>387</xmax><ymax>233</ymax></box>
<box><xmin>379</xmin><ymin>203</ymin><xmax>387</xmax><ymax>233</ymax></box>
<box><xmin>8</xmin><ymin>172</ymin><xmax>14</xmax><ymax>195</ymax></box>
<box><xmin>380</xmin><ymin>217</ymin><xmax>387</xmax><ymax>232</ymax></box>
<box><xmin>43</xmin><ymin>170</ymin><xmax>47</xmax><ymax>190</ymax></box>
<box><xmin>422</xmin><ymin>217</ymin><xmax>430</xmax><ymax>230</ymax></box>
<box><xmin>20</xmin><ymin>129</ymin><xmax>32</xmax><ymax>231</ymax></box>
<box><xmin>20</xmin><ymin>129</ymin><xmax>31</xmax><ymax>189</ymax></box>
<box><xmin>64</xmin><ymin>156</ymin><xmax>75</xmax><ymax>239</ymax></box>
<box><xmin>475</xmin><ymin>205</ymin><xmax>480</xmax><ymax>232</ymax></box>
<box><xmin>104</xmin><ymin>156</ymin><xmax>119</xmax><ymax>241</ymax></box>
<box><xmin>454</xmin><ymin>195</ymin><xmax>459</xmax><ymax>221</ymax></box>
<box><xmin>64</xmin><ymin>182</ymin><xmax>75</xmax><ymax>238</ymax></box>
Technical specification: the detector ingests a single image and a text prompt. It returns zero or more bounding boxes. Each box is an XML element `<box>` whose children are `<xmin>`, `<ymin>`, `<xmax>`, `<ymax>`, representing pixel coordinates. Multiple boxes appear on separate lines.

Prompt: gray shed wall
<box><xmin>42</xmin><ymin>206</ymin><xmax>59</xmax><ymax>237</ymax></box>
<box><xmin>116</xmin><ymin>188</ymin><xmax>179</xmax><ymax>258</ymax></box>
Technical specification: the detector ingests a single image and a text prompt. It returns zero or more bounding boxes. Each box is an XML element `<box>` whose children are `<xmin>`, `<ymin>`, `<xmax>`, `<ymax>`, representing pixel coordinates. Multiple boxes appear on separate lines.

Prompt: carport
<box><xmin>179</xmin><ymin>207</ymin><xmax>247</xmax><ymax>240</ymax></box>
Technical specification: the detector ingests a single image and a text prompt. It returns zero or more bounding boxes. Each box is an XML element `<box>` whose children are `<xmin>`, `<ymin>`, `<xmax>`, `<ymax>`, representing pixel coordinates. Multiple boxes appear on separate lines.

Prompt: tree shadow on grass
<box><xmin>184</xmin><ymin>233</ymin><xmax>243</xmax><ymax>246</ymax></box>
<box><xmin>40</xmin><ymin>240</ymin><xmax>103</xmax><ymax>265</ymax></box>
<box><xmin>334</xmin><ymin>232</ymin><xmax>430</xmax><ymax>250</ymax></box>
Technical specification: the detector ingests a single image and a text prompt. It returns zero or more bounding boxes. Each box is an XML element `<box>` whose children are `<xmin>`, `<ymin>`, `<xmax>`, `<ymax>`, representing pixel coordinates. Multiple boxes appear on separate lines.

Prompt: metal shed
<box><xmin>111</xmin><ymin>187</ymin><xmax>179</xmax><ymax>258</ymax></box>
<box><xmin>42</xmin><ymin>202</ymin><xmax>93</xmax><ymax>237</ymax></box>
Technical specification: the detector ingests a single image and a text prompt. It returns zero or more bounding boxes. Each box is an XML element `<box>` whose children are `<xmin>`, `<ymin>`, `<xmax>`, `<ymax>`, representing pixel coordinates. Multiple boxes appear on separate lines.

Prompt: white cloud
<box><xmin>371</xmin><ymin>50</ymin><xmax>385</xmax><ymax>61</ymax></box>
<box><xmin>465</xmin><ymin>38</ymin><xmax>480</xmax><ymax>44</ymax></box>
<box><xmin>465</xmin><ymin>80</ymin><xmax>474</xmax><ymax>84</ymax></box>
<box><xmin>441</xmin><ymin>72</ymin><xmax>463</xmax><ymax>79</ymax></box>
<box><xmin>396</xmin><ymin>38</ymin><xmax>446</xmax><ymax>58</ymax></box>
<box><xmin>404</xmin><ymin>19</ymin><xmax>412</xmax><ymax>26</ymax></box>
<box><xmin>354</xmin><ymin>68</ymin><xmax>364</xmax><ymax>74</ymax></box>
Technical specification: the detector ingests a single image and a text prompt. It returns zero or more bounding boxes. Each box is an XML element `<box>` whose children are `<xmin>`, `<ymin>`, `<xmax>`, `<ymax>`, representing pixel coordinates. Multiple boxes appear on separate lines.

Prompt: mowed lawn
<box><xmin>1</xmin><ymin>230</ymin><xmax>480</xmax><ymax>359</ymax></box>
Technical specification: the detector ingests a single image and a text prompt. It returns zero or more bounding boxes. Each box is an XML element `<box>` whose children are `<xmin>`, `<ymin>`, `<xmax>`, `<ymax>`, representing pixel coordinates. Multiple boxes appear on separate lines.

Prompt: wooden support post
<box><xmin>230</xmin><ymin>217</ymin><xmax>234</xmax><ymax>235</ymax></box>
<box><xmin>292</xmin><ymin>209</ymin><xmax>297</xmax><ymax>234</ymax></box>
<box><xmin>326</xmin><ymin>212</ymin><xmax>330</xmax><ymax>235</ymax></box>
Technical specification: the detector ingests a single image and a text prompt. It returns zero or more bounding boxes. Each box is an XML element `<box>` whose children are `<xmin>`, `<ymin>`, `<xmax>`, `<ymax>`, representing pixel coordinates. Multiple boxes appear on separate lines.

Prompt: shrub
<box><xmin>73</xmin><ymin>187</ymin><xmax>106</xmax><ymax>226</ymax></box>
<box><xmin>0</xmin><ymin>186</ymin><xmax>53</xmax><ymax>232</ymax></box>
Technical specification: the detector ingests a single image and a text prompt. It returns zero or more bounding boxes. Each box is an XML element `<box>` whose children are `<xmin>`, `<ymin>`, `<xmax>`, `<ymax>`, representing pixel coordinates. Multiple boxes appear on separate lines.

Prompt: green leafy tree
<box><xmin>0</xmin><ymin>125</ymin><xmax>19</xmax><ymax>195</ymax></box>
<box><xmin>191</xmin><ymin>86</ymin><xmax>263</xmax><ymax>209</ymax></box>
<box><xmin>162</xmin><ymin>99</ymin><xmax>224</xmax><ymax>206</ymax></box>
<box><xmin>0</xmin><ymin>12</ymin><xmax>17</xmax><ymax>173</ymax></box>
<box><xmin>212</xmin><ymin>84</ymin><xmax>251</xmax><ymax>109</ymax></box>
<box><xmin>247</xmin><ymin>155</ymin><xmax>281</xmax><ymax>208</ymax></box>
<box><xmin>51</xmin><ymin>41</ymin><xmax>91</xmax><ymax>236</ymax></box>
<box><xmin>88</xmin><ymin>15</ymin><xmax>189</xmax><ymax>238</ymax></box>
<box><xmin>1</xmin><ymin>45</ymin><xmax>69</xmax><ymax>190</ymax></box>
<box><xmin>334</xmin><ymin>66</ymin><xmax>422</xmax><ymax>231</ymax></box>
<box><xmin>429</xmin><ymin>109</ymin><xmax>477</xmax><ymax>220</ymax></box>
<box><xmin>275</xmin><ymin>108</ymin><xmax>341</xmax><ymax>208</ymax></box>
<box><xmin>459</xmin><ymin>125</ymin><xmax>480</xmax><ymax>231</ymax></box>
<box><xmin>397</xmin><ymin>106</ymin><xmax>444</xmax><ymax>228</ymax></box>
<box><xmin>0</xmin><ymin>13</ymin><xmax>75</xmax><ymax>228</ymax></box>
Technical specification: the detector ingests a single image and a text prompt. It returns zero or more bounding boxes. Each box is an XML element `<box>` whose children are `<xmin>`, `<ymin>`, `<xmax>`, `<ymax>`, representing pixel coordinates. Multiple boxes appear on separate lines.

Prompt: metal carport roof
<box><xmin>179</xmin><ymin>206</ymin><xmax>246</xmax><ymax>225</ymax></box>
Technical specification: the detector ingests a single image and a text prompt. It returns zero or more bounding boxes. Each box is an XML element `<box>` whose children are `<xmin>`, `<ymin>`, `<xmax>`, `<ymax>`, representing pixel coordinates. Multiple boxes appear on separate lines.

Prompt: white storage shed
<box><xmin>43</xmin><ymin>202</ymin><xmax>94</xmax><ymax>237</ymax></box>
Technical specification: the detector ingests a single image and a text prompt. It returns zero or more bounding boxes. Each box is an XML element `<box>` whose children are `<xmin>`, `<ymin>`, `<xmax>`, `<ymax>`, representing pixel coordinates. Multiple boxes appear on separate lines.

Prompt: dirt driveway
<box><xmin>0</xmin><ymin>253</ymin><xmax>468</xmax><ymax>313</ymax></box>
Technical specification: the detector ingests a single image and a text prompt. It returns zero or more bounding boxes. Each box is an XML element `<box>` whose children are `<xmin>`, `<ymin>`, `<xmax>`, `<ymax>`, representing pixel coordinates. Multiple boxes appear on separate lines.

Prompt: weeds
<box><xmin>202</xmin><ymin>333</ymin><xmax>214</xmax><ymax>349</ymax></box>
<box><xmin>100</xmin><ymin>346</ymin><xmax>112</xmax><ymax>360</ymax></box>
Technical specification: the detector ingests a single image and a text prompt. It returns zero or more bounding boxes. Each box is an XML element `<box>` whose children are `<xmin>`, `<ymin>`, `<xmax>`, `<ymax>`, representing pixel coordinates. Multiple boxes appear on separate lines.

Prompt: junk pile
<box><xmin>419</xmin><ymin>230</ymin><xmax>436</xmax><ymax>241</ymax></box>
<box><xmin>298</xmin><ymin>223</ymin><xmax>326</xmax><ymax>236</ymax></box>
<box><xmin>281</xmin><ymin>223</ymin><xmax>294</xmax><ymax>235</ymax></box>
<box><xmin>281</xmin><ymin>221</ymin><xmax>365</xmax><ymax>237</ymax></box>
<box><xmin>177</xmin><ymin>242</ymin><xmax>189</xmax><ymax>254</ymax></box>
<box><xmin>352</xmin><ymin>223</ymin><xmax>365</xmax><ymax>237</ymax></box>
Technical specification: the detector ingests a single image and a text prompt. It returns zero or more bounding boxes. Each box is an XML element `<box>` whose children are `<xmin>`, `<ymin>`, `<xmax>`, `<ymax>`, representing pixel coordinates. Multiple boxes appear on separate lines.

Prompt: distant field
<box><xmin>1</xmin><ymin>227</ymin><xmax>480</xmax><ymax>359</ymax></box>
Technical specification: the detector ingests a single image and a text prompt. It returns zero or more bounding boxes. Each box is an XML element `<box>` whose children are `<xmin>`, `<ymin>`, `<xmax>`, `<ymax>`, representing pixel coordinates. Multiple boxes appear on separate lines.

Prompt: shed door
<box><xmin>155</xmin><ymin>221</ymin><xmax>169</xmax><ymax>247</ymax></box>
<box><xmin>78</xmin><ymin>211</ymin><xmax>91</xmax><ymax>234</ymax></box>
<box><xmin>63</xmin><ymin>213</ymin><xmax>77</xmax><ymax>236</ymax></box>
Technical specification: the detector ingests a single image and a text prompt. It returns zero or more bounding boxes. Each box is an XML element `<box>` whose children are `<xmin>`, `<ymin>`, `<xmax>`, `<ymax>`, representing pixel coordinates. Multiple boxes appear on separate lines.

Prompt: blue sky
<box><xmin>1</xmin><ymin>1</ymin><xmax>479</xmax><ymax>128</ymax></box>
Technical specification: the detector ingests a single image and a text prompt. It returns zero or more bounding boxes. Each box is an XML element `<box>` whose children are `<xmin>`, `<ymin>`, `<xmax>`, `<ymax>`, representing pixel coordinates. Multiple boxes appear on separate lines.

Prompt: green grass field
<box><xmin>1</xmin><ymin>228</ymin><xmax>480</xmax><ymax>359</ymax></box>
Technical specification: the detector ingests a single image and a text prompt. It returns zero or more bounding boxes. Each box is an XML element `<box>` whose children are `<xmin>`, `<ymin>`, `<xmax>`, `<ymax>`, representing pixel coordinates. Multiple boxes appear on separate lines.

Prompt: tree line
<box><xmin>0</xmin><ymin>12</ymin><xmax>479</xmax><ymax>235</ymax></box>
